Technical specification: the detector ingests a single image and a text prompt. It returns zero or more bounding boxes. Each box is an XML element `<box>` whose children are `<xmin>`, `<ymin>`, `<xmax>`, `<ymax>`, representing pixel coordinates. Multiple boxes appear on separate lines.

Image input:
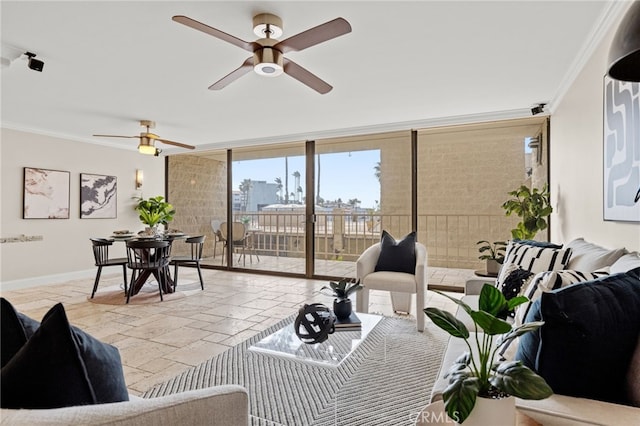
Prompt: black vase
<box><xmin>333</xmin><ymin>298</ymin><xmax>352</xmax><ymax>320</ymax></box>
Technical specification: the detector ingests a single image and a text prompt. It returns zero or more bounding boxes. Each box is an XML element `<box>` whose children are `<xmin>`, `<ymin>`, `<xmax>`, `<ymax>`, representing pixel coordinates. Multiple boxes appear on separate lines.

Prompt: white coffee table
<box><xmin>249</xmin><ymin>312</ymin><xmax>383</xmax><ymax>368</ymax></box>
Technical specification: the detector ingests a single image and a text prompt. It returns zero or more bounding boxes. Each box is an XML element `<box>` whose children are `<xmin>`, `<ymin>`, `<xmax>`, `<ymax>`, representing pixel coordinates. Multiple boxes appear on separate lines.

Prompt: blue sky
<box><xmin>232</xmin><ymin>149</ymin><xmax>381</xmax><ymax>208</ymax></box>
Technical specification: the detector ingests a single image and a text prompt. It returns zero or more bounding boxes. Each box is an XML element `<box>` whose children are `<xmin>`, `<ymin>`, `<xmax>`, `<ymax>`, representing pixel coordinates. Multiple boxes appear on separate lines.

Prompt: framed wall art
<box><xmin>80</xmin><ymin>173</ymin><xmax>117</xmax><ymax>219</ymax></box>
<box><xmin>23</xmin><ymin>167</ymin><xmax>70</xmax><ymax>219</ymax></box>
<box><xmin>603</xmin><ymin>75</ymin><xmax>640</xmax><ymax>222</ymax></box>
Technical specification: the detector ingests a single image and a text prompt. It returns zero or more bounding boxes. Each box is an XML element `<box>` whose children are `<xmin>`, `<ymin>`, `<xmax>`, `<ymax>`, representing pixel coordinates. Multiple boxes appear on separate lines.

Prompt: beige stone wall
<box><xmin>167</xmin><ymin>154</ymin><xmax>226</xmax><ymax>257</ymax></box>
<box><xmin>415</xmin><ymin>117</ymin><xmax>546</xmax><ymax>268</ymax></box>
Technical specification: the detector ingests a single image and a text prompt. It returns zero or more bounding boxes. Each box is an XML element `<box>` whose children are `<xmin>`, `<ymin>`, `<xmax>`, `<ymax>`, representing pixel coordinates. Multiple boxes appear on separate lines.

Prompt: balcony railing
<box><xmin>230</xmin><ymin>211</ymin><xmax>517</xmax><ymax>269</ymax></box>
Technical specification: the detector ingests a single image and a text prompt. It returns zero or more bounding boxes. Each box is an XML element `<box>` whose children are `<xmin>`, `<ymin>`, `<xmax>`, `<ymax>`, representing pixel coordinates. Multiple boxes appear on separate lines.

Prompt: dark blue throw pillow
<box><xmin>1</xmin><ymin>302</ymin><xmax>129</xmax><ymax>409</ymax></box>
<box><xmin>516</xmin><ymin>268</ymin><xmax>640</xmax><ymax>404</ymax></box>
<box><xmin>374</xmin><ymin>230</ymin><xmax>416</xmax><ymax>274</ymax></box>
<box><xmin>0</xmin><ymin>297</ymin><xmax>40</xmax><ymax>368</ymax></box>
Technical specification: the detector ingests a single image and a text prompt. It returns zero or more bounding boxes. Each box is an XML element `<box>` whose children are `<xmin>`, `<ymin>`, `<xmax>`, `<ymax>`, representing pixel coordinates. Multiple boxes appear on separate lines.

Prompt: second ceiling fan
<box><xmin>172</xmin><ymin>13</ymin><xmax>352</xmax><ymax>94</ymax></box>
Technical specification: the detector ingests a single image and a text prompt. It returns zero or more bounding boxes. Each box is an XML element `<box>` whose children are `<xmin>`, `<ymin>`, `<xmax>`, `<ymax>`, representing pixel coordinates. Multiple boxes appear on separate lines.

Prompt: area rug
<box><xmin>88</xmin><ymin>281</ymin><xmax>201</xmax><ymax>305</ymax></box>
<box><xmin>143</xmin><ymin>314</ymin><xmax>449</xmax><ymax>426</ymax></box>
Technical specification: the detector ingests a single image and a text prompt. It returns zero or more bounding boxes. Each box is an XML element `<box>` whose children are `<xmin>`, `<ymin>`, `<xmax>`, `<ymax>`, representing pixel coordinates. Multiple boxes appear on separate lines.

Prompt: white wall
<box><xmin>550</xmin><ymin>7</ymin><xmax>640</xmax><ymax>251</ymax></box>
<box><xmin>0</xmin><ymin>128</ymin><xmax>165</xmax><ymax>286</ymax></box>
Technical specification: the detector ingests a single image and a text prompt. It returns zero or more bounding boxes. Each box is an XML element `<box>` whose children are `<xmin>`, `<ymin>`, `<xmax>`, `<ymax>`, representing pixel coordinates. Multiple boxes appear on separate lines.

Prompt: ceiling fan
<box><xmin>93</xmin><ymin>120</ymin><xmax>195</xmax><ymax>155</ymax></box>
<box><xmin>172</xmin><ymin>13</ymin><xmax>352</xmax><ymax>94</ymax></box>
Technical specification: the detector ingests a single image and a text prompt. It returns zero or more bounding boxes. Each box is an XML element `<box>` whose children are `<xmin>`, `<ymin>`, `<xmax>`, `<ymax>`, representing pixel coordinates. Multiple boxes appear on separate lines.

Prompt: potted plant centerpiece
<box><xmin>134</xmin><ymin>196</ymin><xmax>175</xmax><ymax>235</ymax></box>
<box><xmin>501</xmin><ymin>184</ymin><xmax>553</xmax><ymax>240</ymax></box>
<box><xmin>476</xmin><ymin>240</ymin><xmax>506</xmax><ymax>275</ymax></box>
<box><xmin>424</xmin><ymin>284</ymin><xmax>552</xmax><ymax>425</ymax></box>
<box><xmin>320</xmin><ymin>278</ymin><xmax>362</xmax><ymax>320</ymax></box>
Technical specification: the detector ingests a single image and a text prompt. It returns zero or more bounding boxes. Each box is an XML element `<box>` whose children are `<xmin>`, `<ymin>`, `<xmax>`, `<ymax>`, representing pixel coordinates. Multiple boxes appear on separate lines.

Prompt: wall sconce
<box><xmin>135</xmin><ymin>169</ymin><xmax>143</xmax><ymax>189</ymax></box>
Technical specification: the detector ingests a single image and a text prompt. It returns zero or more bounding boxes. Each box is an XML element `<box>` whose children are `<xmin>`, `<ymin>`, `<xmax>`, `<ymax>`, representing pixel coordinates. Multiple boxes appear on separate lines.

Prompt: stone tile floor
<box><xmin>1</xmin><ymin>268</ymin><xmax>461</xmax><ymax>396</ymax></box>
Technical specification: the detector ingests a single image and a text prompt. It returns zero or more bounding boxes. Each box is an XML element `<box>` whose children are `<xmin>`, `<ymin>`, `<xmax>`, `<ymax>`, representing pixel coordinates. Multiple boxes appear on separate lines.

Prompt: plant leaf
<box><xmin>431</xmin><ymin>290</ymin><xmax>474</xmax><ymax>316</ymax></box>
<box><xmin>496</xmin><ymin>321</ymin><xmax>544</xmax><ymax>347</ymax></box>
<box><xmin>507</xmin><ymin>295</ymin><xmax>529</xmax><ymax>311</ymax></box>
<box><xmin>469</xmin><ymin>310</ymin><xmax>512</xmax><ymax>335</ymax></box>
<box><xmin>478</xmin><ymin>284</ymin><xmax>508</xmax><ymax>316</ymax></box>
<box><xmin>424</xmin><ymin>308</ymin><xmax>470</xmax><ymax>339</ymax></box>
<box><xmin>490</xmin><ymin>361</ymin><xmax>553</xmax><ymax>399</ymax></box>
<box><xmin>443</xmin><ymin>376</ymin><xmax>480</xmax><ymax>424</ymax></box>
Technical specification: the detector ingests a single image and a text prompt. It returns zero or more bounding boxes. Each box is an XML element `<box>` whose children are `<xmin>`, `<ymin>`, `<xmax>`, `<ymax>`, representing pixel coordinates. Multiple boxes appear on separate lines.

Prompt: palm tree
<box><xmin>274</xmin><ymin>177</ymin><xmax>283</xmax><ymax>202</ymax></box>
<box><xmin>239</xmin><ymin>179</ymin><xmax>252</xmax><ymax>211</ymax></box>
<box><xmin>348</xmin><ymin>198</ymin><xmax>361</xmax><ymax>208</ymax></box>
<box><xmin>284</xmin><ymin>157</ymin><xmax>289</xmax><ymax>204</ymax></box>
<box><xmin>316</xmin><ymin>154</ymin><xmax>321</xmax><ymax>205</ymax></box>
<box><xmin>374</xmin><ymin>161</ymin><xmax>381</xmax><ymax>182</ymax></box>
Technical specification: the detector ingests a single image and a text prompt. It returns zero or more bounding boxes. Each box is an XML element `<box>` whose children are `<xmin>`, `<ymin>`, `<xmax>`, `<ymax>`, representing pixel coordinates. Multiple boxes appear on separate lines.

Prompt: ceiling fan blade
<box><xmin>92</xmin><ymin>134</ymin><xmax>138</xmax><ymax>139</ymax></box>
<box><xmin>172</xmin><ymin>15</ymin><xmax>259</xmax><ymax>52</ymax></box>
<box><xmin>157</xmin><ymin>139</ymin><xmax>196</xmax><ymax>150</ymax></box>
<box><xmin>209</xmin><ymin>57</ymin><xmax>254</xmax><ymax>90</ymax></box>
<box><xmin>274</xmin><ymin>17</ymin><xmax>351</xmax><ymax>54</ymax></box>
<box><xmin>283</xmin><ymin>58</ymin><xmax>332</xmax><ymax>94</ymax></box>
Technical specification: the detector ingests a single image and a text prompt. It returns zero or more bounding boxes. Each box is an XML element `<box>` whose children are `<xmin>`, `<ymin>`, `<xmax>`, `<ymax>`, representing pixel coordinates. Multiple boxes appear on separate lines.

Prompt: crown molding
<box><xmin>192</xmin><ymin>108</ymin><xmax>534</xmax><ymax>152</ymax></box>
<box><xmin>549</xmin><ymin>1</ymin><xmax>631</xmax><ymax>113</ymax></box>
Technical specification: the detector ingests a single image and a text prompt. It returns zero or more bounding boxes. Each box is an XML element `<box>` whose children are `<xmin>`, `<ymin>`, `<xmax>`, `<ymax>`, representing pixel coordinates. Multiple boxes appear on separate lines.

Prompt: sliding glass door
<box><xmin>314</xmin><ymin>132</ymin><xmax>412</xmax><ymax>277</ymax></box>
<box><xmin>229</xmin><ymin>143</ymin><xmax>307</xmax><ymax>274</ymax></box>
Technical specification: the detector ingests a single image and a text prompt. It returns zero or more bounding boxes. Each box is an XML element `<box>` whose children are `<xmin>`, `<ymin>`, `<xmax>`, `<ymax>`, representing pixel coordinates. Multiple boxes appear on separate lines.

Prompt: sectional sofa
<box><xmin>430</xmin><ymin>238</ymin><xmax>640</xmax><ymax>425</ymax></box>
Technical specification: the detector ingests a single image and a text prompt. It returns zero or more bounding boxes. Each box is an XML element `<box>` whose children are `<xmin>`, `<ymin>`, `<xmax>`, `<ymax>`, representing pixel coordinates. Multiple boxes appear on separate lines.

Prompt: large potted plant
<box><xmin>424</xmin><ymin>284</ymin><xmax>552</xmax><ymax>425</ymax></box>
<box><xmin>134</xmin><ymin>196</ymin><xmax>175</xmax><ymax>233</ymax></box>
<box><xmin>501</xmin><ymin>183</ymin><xmax>553</xmax><ymax>240</ymax></box>
<box><xmin>320</xmin><ymin>278</ymin><xmax>362</xmax><ymax>320</ymax></box>
<box><xmin>476</xmin><ymin>240</ymin><xmax>506</xmax><ymax>275</ymax></box>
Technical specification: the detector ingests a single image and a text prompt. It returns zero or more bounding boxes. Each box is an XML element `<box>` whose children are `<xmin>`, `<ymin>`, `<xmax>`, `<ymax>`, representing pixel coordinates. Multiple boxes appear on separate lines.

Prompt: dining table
<box><xmin>107</xmin><ymin>232</ymin><xmax>188</xmax><ymax>295</ymax></box>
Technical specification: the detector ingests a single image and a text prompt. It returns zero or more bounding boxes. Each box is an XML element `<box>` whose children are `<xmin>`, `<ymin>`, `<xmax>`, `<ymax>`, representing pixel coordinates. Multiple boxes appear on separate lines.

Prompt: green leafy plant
<box><xmin>320</xmin><ymin>278</ymin><xmax>362</xmax><ymax>300</ymax></box>
<box><xmin>134</xmin><ymin>196</ymin><xmax>175</xmax><ymax>228</ymax></box>
<box><xmin>501</xmin><ymin>183</ymin><xmax>553</xmax><ymax>240</ymax></box>
<box><xmin>476</xmin><ymin>240</ymin><xmax>506</xmax><ymax>263</ymax></box>
<box><xmin>424</xmin><ymin>284</ymin><xmax>552</xmax><ymax>423</ymax></box>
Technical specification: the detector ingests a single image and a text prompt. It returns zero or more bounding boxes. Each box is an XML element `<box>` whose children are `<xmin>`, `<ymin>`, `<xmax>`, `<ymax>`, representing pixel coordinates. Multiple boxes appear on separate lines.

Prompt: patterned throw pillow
<box><xmin>495</xmin><ymin>241</ymin><xmax>572</xmax><ymax>296</ymax></box>
<box><xmin>497</xmin><ymin>268</ymin><xmax>610</xmax><ymax>360</ymax></box>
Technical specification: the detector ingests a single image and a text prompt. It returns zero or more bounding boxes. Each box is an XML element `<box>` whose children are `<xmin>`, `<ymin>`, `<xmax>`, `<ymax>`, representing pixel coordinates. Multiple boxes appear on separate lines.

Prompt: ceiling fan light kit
<box><xmin>138</xmin><ymin>140</ymin><xmax>157</xmax><ymax>155</ymax></box>
<box><xmin>172</xmin><ymin>13</ymin><xmax>352</xmax><ymax>93</ymax></box>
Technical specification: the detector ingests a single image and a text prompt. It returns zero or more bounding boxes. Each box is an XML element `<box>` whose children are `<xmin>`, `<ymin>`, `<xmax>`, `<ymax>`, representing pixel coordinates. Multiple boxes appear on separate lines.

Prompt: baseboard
<box><xmin>0</xmin><ymin>269</ymin><xmax>96</xmax><ymax>291</ymax></box>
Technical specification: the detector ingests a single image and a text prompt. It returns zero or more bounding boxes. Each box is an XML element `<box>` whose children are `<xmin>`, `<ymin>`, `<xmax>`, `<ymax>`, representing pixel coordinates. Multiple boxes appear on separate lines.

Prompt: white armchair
<box><xmin>355</xmin><ymin>242</ymin><xmax>428</xmax><ymax>332</ymax></box>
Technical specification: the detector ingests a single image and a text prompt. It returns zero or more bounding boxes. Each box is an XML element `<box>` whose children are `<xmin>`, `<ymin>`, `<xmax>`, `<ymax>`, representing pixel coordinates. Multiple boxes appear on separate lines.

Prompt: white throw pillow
<box><xmin>565</xmin><ymin>238</ymin><xmax>626</xmax><ymax>271</ymax></box>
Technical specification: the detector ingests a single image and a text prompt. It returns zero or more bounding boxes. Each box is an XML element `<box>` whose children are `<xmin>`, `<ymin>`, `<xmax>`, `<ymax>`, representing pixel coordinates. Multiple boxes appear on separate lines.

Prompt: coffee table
<box><xmin>248</xmin><ymin>312</ymin><xmax>383</xmax><ymax>367</ymax></box>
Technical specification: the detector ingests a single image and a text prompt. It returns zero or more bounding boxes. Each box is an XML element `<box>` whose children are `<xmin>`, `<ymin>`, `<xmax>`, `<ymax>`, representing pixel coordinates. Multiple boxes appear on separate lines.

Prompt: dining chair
<box><xmin>170</xmin><ymin>235</ymin><xmax>206</xmax><ymax>290</ymax></box>
<box><xmin>90</xmin><ymin>238</ymin><xmax>128</xmax><ymax>298</ymax></box>
<box><xmin>125</xmin><ymin>239</ymin><xmax>171</xmax><ymax>303</ymax></box>
<box><xmin>210</xmin><ymin>220</ymin><xmax>225</xmax><ymax>259</ymax></box>
<box><xmin>220</xmin><ymin>221</ymin><xmax>249</xmax><ymax>265</ymax></box>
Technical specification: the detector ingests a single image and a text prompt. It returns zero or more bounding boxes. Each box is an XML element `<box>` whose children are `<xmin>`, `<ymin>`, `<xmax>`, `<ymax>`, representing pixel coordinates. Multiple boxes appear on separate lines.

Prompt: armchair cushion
<box><xmin>1</xmin><ymin>302</ymin><xmax>128</xmax><ymax>409</ymax></box>
<box><xmin>374</xmin><ymin>230</ymin><xmax>416</xmax><ymax>274</ymax></box>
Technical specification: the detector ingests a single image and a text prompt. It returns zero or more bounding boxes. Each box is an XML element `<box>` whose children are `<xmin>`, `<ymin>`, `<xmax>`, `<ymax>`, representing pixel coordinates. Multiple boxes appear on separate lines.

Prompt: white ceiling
<box><xmin>0</xmin><ymin>1</ymin><xmax>624</xmax><ymax>155</ymax></box>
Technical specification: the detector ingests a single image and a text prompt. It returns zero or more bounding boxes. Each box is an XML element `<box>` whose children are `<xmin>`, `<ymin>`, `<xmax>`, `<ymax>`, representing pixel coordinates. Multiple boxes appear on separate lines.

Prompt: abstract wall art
<box><xmin>23</xmin><ymin>167</ymin><xmax>70</xmax><ymax>219</ymax></box>
<box><xmin>603</xmin><ymin>75</ymin><xmax>640</xmax><ymax>222</ymax></box>
<box><xmin>80</xmin><ymin>173</ymin><xmax>117</xmax><ymax>219</ymax></box>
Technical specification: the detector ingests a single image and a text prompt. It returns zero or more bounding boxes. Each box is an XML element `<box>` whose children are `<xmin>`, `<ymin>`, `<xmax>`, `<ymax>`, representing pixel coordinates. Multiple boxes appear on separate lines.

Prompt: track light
<box><xmin>608</xmin><ymin>1</ymin><xmax>640</xmax><ymax>82</ymax></box>
<box><xmin>531</xmin><ymin>103</ymin><xmax>546</xmax><ymax>115</ymax></box>
<box><xmin>25</xmin><ymin>52</ymin><xmax>44</xmax><ymax>72</ymax></box>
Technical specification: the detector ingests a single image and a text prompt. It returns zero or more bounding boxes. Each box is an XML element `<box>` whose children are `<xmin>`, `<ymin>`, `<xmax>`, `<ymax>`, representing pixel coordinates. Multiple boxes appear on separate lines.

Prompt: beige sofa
<box><xmin>0</xmin><ymin>385</ymin><xmax>249</xmax><ymax>426</ymax></box>
<box><xmin>430</xmin><ymin>238</ymin><xmax>640</xmax><ymax>426</ymax></box>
